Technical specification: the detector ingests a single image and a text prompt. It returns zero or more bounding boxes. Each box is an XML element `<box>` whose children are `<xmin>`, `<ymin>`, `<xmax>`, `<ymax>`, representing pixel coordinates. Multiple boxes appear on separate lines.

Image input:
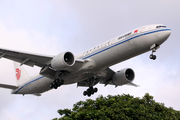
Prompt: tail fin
<box><xmin>14</xmin><ymin>62</ymin><xmax>29</xmax><ymax>86</ymax></box>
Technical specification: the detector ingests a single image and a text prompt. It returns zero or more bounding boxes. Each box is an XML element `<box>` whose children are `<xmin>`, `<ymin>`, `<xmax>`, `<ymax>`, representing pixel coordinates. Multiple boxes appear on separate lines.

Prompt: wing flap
<box><xmin>77</xmin><ymin>78</ymin><xmax>100</xmax><ymax>87</ymax></box>
<box><xmin>33</xmin><ymin>93</ymin><xmax>41</xmax><ymax>96</ymax></box>
<box><xmin>126</xmin><ymin>82</ymin><xmax>139</xmax><ymax>87</ymax></box>
<box><xmin>77</xmin><ymin>81</ymin><xmax>89</xmax><ymax>87</ymax></box>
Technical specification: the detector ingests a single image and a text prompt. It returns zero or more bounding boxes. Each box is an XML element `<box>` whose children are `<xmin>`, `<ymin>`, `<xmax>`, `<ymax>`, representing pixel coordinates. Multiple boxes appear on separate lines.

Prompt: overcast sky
<box><xmin>0</xmin><ymin>0</ymin><xmax>180</xmax><ymax>120</ymax></box>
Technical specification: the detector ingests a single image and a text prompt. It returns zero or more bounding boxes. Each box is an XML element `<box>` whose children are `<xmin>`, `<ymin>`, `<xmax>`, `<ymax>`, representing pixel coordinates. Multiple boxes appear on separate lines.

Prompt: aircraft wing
<box><xmin>99</xmin><ymin>68</ymin><xmax>116</xmax><ymax>86</ymax></box>
<box><xmin>77</xmin><ymin>68</ymin><xmax>115</xmax><ymax>87</ymax></box>
<box><xmin>0</xmin><ymin>83</ymin><xmax>18</xmax><ymax>90</ymax></box>
<box><xmin>0</xmin><ymin>47</ymin><xmax>54</xmax><ymax>67</ymax></box>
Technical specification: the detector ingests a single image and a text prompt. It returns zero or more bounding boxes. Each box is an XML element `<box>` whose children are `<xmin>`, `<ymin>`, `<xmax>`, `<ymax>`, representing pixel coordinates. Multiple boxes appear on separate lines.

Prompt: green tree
<box><xmin>53</xmin><ymin>93</ymin><xmax>180</xmax><ymax>120</ymax></box>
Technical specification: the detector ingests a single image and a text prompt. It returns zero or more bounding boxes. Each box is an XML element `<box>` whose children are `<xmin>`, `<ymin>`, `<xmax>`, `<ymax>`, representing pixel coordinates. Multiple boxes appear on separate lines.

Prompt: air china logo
<box><xmin>134</xmin><ymin>29</ymin><xmax>138</xmax><ymax>33</ymax></box>
<box><xmin>16</xmin><ymin>68</ymin><xmax>21</xmax><ymax>80</ymax></box>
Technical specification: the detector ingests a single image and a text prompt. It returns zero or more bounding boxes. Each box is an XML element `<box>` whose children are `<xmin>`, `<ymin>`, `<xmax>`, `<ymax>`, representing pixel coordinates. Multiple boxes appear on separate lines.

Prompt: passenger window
<box><xmin>94</xmin><ymin>47</ymin><xmax>96</xmax><ymax>50</ymax></box>
<box><xmin>108</xmin><ymin>41</ymin><xmax>110</xmax><ymax>46</ymax></box>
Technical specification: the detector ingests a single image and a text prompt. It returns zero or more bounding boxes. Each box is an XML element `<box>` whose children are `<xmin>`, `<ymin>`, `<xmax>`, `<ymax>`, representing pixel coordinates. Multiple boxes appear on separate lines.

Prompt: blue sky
<box><xmin>0</xmin><ymin>0</ymin><xmax>180</xmax><ymax>120</ymax></box>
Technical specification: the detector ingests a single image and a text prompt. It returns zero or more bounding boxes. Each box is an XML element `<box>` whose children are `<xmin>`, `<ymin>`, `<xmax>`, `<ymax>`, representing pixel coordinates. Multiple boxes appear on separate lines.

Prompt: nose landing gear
<box><xmin>149</xmin><ymin>49</ymin><xmax>157</xmax><ymax>60</ymax></box>
<box><xmin>150</xmin><ymin>54</ymin><xmax>156</xmax><ymax>60</ymax></box>
<box><xmin>149</xmin><ymin>44</ymin><xmax>159</xmax><ymax>60</ymax></box>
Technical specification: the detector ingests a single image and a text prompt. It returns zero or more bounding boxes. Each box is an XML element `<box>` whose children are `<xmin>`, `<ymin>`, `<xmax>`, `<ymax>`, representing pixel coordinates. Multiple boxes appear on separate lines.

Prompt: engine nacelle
<box><xmin>112</xmin><ymin>68</ymin><xmax>135</xmax><ymax>86</ymax></box>
<box><xmin>51</xmin><ymin>52</ymin><xmax>75</xmax><ymax>70</ymax></box>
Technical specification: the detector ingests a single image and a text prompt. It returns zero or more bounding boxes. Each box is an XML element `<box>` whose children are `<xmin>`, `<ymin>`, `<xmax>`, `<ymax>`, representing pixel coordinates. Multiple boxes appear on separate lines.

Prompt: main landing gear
<box><xmin>83</xmin><ymin>86</ymin><xmax>98</xmax><ymax>97</ymax></box>
<box><xmin>82</xmin><ymin>77</ymin><xmax>99</xmax><ymax>97</ymax></box>
<box><xmin>50</xmin><ymin>78</ymin><xmax>64</xmax><ymax>89</ymax></box>
<box><xmin>50</xmin><ymin>71</ymin><xmax>67</xmax><ymax>89</ymax></box>
<box><xmin>149</xmin><ymin>44</ymin><xmax>159</xmax><ymax>60</ymax></box>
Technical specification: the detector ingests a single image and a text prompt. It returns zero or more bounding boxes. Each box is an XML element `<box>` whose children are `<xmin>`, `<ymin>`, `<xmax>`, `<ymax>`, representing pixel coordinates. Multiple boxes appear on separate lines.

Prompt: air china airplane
<box><xmin>0</xmin><ymin>24</ymin><xmax>171</xmax><ymax>97</ymax></box>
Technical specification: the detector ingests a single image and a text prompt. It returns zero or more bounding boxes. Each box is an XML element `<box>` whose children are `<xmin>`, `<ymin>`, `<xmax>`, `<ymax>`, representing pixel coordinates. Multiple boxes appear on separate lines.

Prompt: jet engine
<box><xmin>112</xmin><ymin>68</ymin><xmax>135</xmax><ymax>86</ymax></box>
<box><xmin>51</xmin><ymin>52</ymin><xmax>75</xmax><ymax>70</ymax></box>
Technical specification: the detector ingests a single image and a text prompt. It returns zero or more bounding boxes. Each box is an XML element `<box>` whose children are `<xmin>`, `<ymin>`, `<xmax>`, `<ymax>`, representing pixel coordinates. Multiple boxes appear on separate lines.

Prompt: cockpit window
<box><xmin>156</xmin><ymin>26</ymin><xmax>166</xmax><ymax>28</ymax></box>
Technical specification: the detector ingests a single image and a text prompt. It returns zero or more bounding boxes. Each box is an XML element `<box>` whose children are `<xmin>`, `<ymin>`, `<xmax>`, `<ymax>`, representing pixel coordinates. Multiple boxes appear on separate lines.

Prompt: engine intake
<box><xmin>51</xmin><ymin>52</ymin><xmax>75</xmax><ymax>70</ymax></box>
<box><xmin>112</xmin><ymin>68</ymin><xmax>135</xmax><ymax>86</ymax></box>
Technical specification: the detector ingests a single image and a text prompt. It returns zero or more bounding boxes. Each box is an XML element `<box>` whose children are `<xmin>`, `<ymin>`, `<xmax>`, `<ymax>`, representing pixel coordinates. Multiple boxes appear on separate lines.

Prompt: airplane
<box><xmin>0</xmin><ymin>24</ymin><xmax>171</xmax><ymax>97</ymax></box>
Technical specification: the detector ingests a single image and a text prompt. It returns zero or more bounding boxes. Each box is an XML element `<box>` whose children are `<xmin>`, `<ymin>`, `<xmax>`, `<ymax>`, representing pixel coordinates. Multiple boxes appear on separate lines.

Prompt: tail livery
<box><xmin>14</xmin><ymin>62</ymin><xmax>29</xmax><ymax>86</ymax></box>
<box><xmin>0</xmin><ymin>62</ymin><xmax>29</xmax><ymax>90</ymax></box>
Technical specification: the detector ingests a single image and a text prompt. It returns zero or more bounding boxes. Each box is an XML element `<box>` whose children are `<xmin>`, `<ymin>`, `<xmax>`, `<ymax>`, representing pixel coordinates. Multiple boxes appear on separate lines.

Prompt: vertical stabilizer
<box><xmin>14</xmin><ymin>62</ymin><xmax>29</xmax><ymax>86</ymax></box>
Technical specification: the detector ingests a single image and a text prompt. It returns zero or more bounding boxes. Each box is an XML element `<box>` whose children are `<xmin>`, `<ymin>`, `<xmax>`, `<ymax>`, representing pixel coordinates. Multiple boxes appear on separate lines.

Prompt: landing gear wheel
<box><xmin>83</xmin><ymin>91</ymin><xmax>87</xmax><ymax>96</ymax></box>
<box><xmin>50</xmin><ymin>79</ymin><xmax>64</xmax><ymax>89</ymax></box>
<box><xmin>87</xmin><ymin>92</ymin><xmax>91</xmax><ymax>97</ymax></box>
<box><xmin>152</xmin><ymin>55</ymin><xmax>156</xmax><ymax>60</ymax></box>
<box><xmin>150</xmin><ymin>54</ymin><xmax>153</xmax><ymax>59</ymax></box>
<box><xmin>93</xmin><ymin>88</ymin><xmax>98</xmax><ymax>93</ymax></box>
<box><xmin>50</xmin><ymin>83</ymin><xmax>54</xmax><ymax>89</ymax></box>
<box><xmin>55</xmin><ymin>79</ymin><xmax>59</xmax><ymax>84</ymax></box>
<box><xmin>54</xmin><ymin>86</ymin><xmax>58</xmax><ymax>89</ymax></box>
<box><xmin>149</xmin><ymin>44</ymin><xmax>159</xmax><ymax>60</ymax></box>
<box><xmin>83</xmin><ymin>87</ymin><xmax>98</xmax><ymax>97</ymax></box>
<box><xmin>150</xmin><ymin>54</ymin><xmax>156</xmax><ymax>60</ymax></box>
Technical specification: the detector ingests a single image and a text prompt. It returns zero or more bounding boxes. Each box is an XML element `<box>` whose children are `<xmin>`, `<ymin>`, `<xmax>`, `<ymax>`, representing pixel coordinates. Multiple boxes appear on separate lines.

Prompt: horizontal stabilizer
<box><xmin>0</xmin><ymin>83</ymin><xmax>18</xmax><ymax>90</ymax></box>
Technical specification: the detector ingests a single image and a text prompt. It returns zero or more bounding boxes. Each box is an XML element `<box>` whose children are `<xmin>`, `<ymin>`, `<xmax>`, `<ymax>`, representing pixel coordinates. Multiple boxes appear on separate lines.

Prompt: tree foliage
<box><xmin>53</xmin><ymin>93</ymin><xmax>180</xmax><ymax>120</ymax></box>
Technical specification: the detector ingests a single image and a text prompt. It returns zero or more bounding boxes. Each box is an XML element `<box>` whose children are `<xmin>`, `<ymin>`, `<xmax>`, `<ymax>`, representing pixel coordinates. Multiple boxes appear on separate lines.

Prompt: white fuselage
<box><xmin>12</xmin><ymin>24</ymin><xmax>171</xmax><ymax>95</ymax></box>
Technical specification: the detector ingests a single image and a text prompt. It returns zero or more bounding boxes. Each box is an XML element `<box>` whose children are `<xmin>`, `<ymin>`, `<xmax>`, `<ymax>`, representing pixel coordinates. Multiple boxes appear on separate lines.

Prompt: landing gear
<box><xmin>50</xmin><ymin>71</ymin><xmax>67</xmax><ymax>89</ymax></box>
<box><xmin>50</xmin><ymin>78</ymin><xmax>64</xmax><ymax>89</ymax></box>
<box><xmin>149</xmin><ymin>54</ymin><xmax>156</xmax><ymax>60</ymax></box>
<box><xmin>149</xmin><ymin>44</ymin><xmax>159</xmax><ymax>60</ymax></box>
<box><xmin>82</xmin><ymin>77</ymin><xmax>99</xmax><ymax>97</ymax></box>
<box><xmin>83</xmin><ymin>87</ymin><xmax>98</xmax><ymax>97</ymax></box>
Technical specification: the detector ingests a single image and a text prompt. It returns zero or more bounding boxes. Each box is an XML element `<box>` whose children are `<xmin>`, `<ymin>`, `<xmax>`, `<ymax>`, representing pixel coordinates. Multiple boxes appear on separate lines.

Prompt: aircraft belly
<box><xmin>62</xmin><ymin>72</ymin><xmax>86</xmax><ymax>84</ymax></box>
<box><xmin>16</xmin><ymin>85</ymin><xmax>30</xmax><ymax>94</ymax></box>
<box><xmin>16</xmin><ymin>76</ymin><xmax>52</xmax><ymax>94</ymax></box>
<box><xmin>29</xmin><ymin>77</ymin><xmax>52</xmax><ymax>93</ymax></box>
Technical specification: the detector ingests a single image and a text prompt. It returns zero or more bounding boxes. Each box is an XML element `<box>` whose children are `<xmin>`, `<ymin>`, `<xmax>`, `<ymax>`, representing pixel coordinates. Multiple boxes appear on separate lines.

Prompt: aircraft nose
<box><xmin>156</xmin><ymin>29</ymin><xmax>171</xmax><ymax>45</ymax></box>
<box><xmin>166</xmin><ymin>29</ymin><xmax>171</xmax><ymax>37</ymax></box>
<box><xmin>164</xmin><ymin>29</ymin><xmax>171</xmax><ymax>40</ymax></box>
